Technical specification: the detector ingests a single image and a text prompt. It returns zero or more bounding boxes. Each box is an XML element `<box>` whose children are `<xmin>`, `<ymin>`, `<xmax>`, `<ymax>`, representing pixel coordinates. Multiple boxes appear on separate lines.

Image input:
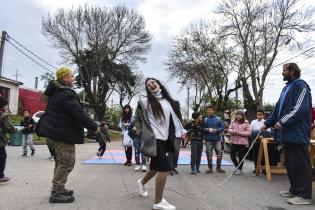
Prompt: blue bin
<box><xmin>9</xmin><ymin>126</ymin><xmax>23</xmax><ymax>146</ymax></box>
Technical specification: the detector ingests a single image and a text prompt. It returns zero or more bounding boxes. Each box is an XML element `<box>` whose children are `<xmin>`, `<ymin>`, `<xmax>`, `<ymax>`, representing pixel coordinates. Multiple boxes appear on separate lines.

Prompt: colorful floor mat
<box><xmin>83</xmin><ymin>149</ymin><xmax>233</xmax><ymax>166</ymax></box>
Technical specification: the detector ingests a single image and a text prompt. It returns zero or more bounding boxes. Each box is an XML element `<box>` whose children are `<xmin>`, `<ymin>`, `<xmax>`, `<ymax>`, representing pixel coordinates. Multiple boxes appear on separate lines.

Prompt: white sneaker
<box><xmin>137</xmin><ymin>179</ymin><xmax>148</xmax><ymax>197</ymax></box>
<box><xmin>135</xmin><ymin>165</ymin><xmax>141</xmax><ymax>171</ymax></box>
<box><xmin>234</xmin><ymin>169</ymin><xmax>242</xmax><ymax>175</ymax></box>
<box><xmin>153</xmin><ymin>198</ymin><xmax>176</xmax><ymax>210</ymax></box>
<box><xmin>141</xmin><ymin>165</ymin><xmax>147</xmax><ymax>172</ymax></box>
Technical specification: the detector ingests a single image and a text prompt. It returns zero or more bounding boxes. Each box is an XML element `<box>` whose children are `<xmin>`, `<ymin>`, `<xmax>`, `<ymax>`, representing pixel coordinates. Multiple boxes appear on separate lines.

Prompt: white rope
<box><xmin>217</xmin><ymin>131</ymin><xmax>262</xmax><ymax>187</ymax></box>
<box><xmin>99</xmin><ymin>132</ymin><xmax>117</xmax><ymax>164</ymax></box>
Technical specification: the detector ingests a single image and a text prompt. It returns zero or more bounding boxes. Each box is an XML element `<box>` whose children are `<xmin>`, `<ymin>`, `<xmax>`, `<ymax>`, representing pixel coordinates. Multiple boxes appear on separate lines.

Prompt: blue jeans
<box><xmin>133</xmin><ymin>137</ymin><xmax>146</xmax><ymax>165</ymax></box>
<box><xmin>22</xmin><ymin>134</ymin><xmax>35</xmax><ymax>154</ymax></box>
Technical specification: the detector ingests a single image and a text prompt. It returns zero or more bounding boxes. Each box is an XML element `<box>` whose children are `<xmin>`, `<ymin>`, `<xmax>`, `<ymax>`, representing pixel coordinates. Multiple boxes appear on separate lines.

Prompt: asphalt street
<box><xmin>0</xmin><ymin>141</ymin><xmax>314</xmax><ymax>210</ymax></box>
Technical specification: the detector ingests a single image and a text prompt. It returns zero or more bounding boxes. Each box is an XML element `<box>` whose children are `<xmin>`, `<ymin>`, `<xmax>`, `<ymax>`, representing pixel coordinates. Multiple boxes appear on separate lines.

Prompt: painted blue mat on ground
<box><xmin>83</xmin><ymin>149</ymin><xmax>234</xmax><ymax>166</ymax></box>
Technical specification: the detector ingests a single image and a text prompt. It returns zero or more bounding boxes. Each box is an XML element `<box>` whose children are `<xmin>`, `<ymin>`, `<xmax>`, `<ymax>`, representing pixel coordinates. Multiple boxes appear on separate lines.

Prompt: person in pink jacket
<box><xmin>228</xmin><ymin>110</ymin><xmax>251</xmax><ymax>175</ymax></box>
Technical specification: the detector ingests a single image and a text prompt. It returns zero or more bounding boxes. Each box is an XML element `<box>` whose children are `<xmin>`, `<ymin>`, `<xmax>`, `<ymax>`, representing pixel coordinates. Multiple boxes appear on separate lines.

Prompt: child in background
<box><xmin>20</xmin><ymin>110</ymin><xmax>35</xmax><ymax>156</ymax></box>
<box><xmin>185</xmin><ymin>111</ymin><xmax>204</xmax><ymax>174</ymax></box>
<box><xmin>228</xmin><ymin>110</ymin><xmax>251</xmax><ymax>175</ymax></box>
<box><xmin>250</xmin><ymin>110</ymin><xmax>265</xmax><ymax>173</ymax></box>
<box><xmin>128</xmin><ymin>119</ymin><xmax>147</xmax><ymax>172</ymax></box>
<box><xmin>203</xmin><ymin>105</ymin><xmax>225</xmax><ymax>174</ymax></box>
<box><xmin>96</xmin><ymin>122</ymin><xmax>110</xmax><ymax>158</ymax></box>
<box><xmin>0</xmin><ymin>97</ymin><xmax>16</xmax><ymax>183</ymax></box>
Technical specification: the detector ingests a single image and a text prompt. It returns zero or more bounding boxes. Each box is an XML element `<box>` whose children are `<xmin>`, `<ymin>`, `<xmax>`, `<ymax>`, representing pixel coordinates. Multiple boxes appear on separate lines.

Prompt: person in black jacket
<box><xmin>38</xmin><ymin>67</ymin><xmax>99</xmax><ymax>203</ymax></box>
<box><xmin>0</xmin><ymin>97</ymin><xmax>16</xmax><ymax>183</ymax></box>
<box><xmin>185</xmin><ymin>111</ymin><xmax>204</xmax><ymax>174</ymax></box>
<box><xmin>262</xmin><ymin>63</ymin><xmax>312</xmax><ymax>205</ymax></box>
<box><xmin>96</xmin><ymin>122</ymin><xmax>110</xmax><ymax>157</ymax></box>
<box><xmin>20</xmin><ymin>110</ymin><xmax>35</xmax><ymax>156</ymax></box>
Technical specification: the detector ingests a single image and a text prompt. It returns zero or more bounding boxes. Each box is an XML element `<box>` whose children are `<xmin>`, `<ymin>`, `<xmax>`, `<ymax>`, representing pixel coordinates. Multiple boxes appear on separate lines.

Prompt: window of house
<box><xmin>0</xmin><ymin>86</ymin><xmax>10</xmax><ymax>101</ymax></box>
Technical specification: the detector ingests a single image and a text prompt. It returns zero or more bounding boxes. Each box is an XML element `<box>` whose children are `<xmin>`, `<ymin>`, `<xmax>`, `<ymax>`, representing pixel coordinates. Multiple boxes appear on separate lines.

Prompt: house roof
<box><xmin>0</xmin><ymin>76</ymin><xmax>23</xmax><ymax>85</ymax></box>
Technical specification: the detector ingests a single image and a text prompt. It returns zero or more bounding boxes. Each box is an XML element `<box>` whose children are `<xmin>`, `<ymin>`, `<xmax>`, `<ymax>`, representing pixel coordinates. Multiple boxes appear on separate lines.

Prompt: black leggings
<box><xmin>0</xmin><ymin>146</ymin><xmax>7</xmax><ymax>178</ymax></box>
<box><xmin>125</xmin><ymin>146</ymin><xmax>132</xmax><ymax>163</ymax></box>
<box><xmin>230</xmin><ymin>144</ymin><xmax>247</xmax><ymax>170</ymax></box>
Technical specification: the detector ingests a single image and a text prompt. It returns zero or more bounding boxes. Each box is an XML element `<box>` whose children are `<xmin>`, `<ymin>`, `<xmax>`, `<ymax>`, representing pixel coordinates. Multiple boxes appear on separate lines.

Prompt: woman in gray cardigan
<box><xmin>134</xmin><ymin>78</ymin><xmax>186</xmax><ymax>210</ymax></box>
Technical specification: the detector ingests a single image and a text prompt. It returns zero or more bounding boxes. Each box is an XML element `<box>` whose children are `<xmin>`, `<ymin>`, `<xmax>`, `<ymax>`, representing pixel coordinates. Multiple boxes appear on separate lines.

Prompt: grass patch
<box><xmin>109</xmin><ymin>130</ymin><xmax>122</xmax><ymax>141</ymax></box>
<box><xmin>33</xmin><ymin>133</ymin><xmax>47</xmax><ymax>141</ymax></box>
<box><xmin>10</xmin><ymin>114</ymin><xmax>23</xmax><ymax>125</ymax></box>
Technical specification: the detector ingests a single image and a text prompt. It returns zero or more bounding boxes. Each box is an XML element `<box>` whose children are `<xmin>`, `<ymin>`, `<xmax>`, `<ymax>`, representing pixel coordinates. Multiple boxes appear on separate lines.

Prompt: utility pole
<box><xmin>187</xmin><ymin>87</ymin><xmax>190</xmax><ymax>119</ymax></box>
<box><xmin>13</xmin><ymin>69</ymin><xmax>21</xmax><ymax>81</ymax></box>
<box><xmin>0</xmin><ymin>31</ymin><xmax>7</xmax><ymax>76</ymax></box>
<box><xmin>35</xmin><ymin>77</ymin><xmax>38</xmax><ymax>89</ymax></box>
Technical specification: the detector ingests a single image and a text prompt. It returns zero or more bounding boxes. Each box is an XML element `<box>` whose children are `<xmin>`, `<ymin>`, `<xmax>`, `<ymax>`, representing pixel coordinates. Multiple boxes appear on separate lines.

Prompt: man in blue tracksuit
<box><xmin>204</xmin><ymin>105</ymin><xmax>225</xmax><ymax>174</ymax></box>
<box><xmin>261</xmin><ymin>63</ymin><xmax>312</xmax><ymax>205</ymax></box>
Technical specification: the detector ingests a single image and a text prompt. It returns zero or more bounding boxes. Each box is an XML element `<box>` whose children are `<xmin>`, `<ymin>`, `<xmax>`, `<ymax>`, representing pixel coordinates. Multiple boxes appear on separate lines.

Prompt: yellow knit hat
<box><xmin>56</xmin><ymin>67</ymin><xmax>72</xmax><ymax>80</ymax></box>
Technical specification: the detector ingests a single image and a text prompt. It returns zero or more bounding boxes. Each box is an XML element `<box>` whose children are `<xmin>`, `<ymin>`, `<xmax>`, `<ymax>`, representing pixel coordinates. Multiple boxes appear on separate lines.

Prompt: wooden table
<box><xmin>256</xmin><ymin>138</ymin><xmax>315</xmax><ymax>183</ymax></box>
<box><xmin>256</xmin><ymin>138</ymin><xmax>286</xmax><ymax>181</ymax></box>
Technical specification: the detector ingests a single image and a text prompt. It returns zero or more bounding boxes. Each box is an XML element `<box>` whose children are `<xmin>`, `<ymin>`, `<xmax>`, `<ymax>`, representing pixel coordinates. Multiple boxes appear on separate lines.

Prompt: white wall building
<box><xmin>0</xmin><ymin>76</ymin><xmax>23</xmax><ymax>114</ymax></box>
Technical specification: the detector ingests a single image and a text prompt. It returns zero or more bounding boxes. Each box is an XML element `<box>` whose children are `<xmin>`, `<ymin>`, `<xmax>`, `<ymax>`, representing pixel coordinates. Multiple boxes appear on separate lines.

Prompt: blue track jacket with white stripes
<box><xmin>264</xmin><ymin>77</ymin><xmax>312</xmax><ymax>144</ymax></box>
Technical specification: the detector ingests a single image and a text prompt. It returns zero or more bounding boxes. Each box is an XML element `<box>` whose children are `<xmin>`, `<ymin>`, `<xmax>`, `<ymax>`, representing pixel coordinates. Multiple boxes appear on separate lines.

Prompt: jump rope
<box><xmin>217</xmin><ymin>131</ymin><xmax>261</xmax><ymax>187</ymax></box>
<box><xmin>99</xmin><ymin>129</ymin><xmax>263</xmax><ymax>187</ymax></box>
<box><xmin>99</xmin><ymin>131</ymin><xmax>117</xmax><ymax>164</ymax></box>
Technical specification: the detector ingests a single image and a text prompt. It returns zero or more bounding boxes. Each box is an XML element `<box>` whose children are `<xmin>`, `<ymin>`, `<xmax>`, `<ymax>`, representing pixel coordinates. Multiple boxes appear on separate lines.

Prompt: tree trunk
<box><xmin>242</xmin><ymin>78</ymin><xmax>257</xmax><ymax>121</ymax></box>
<box><xmin>94</xmin><ymin>105</ymin><xmax>106</xmax><ymax>121</ymax></box>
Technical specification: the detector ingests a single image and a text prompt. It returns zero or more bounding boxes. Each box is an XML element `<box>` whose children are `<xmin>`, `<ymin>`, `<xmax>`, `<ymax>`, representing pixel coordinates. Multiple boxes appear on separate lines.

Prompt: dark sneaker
<box><xmin>49</xmin><ymin>193</ymin><xmax>75</xmax><ymax>203</ymax></box>
<box><xmin>205</xmin><ymin>169</ymin><xmax>213</xmax><ymax>174</ymax></box>
<box><xmin>52</xmin><ymin>189</ymin><xmax>74</xmax><ymax>197</ymax></box>
<box><xmin>127</xmin><ymin>162</ymin><xmax>132</xmax><ymax>166</ymax></box>
<box><xmin>287</xmin><ymin>196</ymin><xmax>312</xmax><ymax>205</ymax></box>
<box><xmin>21</xmin><ymin>153</ymin><xmax>27</xmax><ymax>157</ymax></box>
<box><xmin>196</xmin><ymin>169</ymin><xmax>201</xmax><ymax>173</ymax></box>
<box><xmin>31</xmin><ymin>150</ymin><xmax>35</xmax><ymax>156</ymax></box>
<box><xmin>0</xmin><ymin>176</ymin><xmax>10</xmax><ymax>183</ymax></box>
<box><xmin>190</xmin><ymin>170</ymin><xmax>196</xmax><ymax>174</ymax></box>
<box><xmin>279</xmin><ymin>191</ymin><xmax>295</xmax><ymax>197</ymax></box>
<box><xmin>216</xmin><ymin>168</ymin><xmax>225</xmax><ymax>173</ymax></box>
<box><xmin>172</xmin><ymin>168</ymin><xmax>179</xmax><ymax>174</ymax></box>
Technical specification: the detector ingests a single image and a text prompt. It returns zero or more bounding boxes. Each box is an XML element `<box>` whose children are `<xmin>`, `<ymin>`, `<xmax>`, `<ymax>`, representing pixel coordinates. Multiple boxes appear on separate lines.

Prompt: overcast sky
<box><xmin>1</xmin><ymin>0</ymin><xmax>315</xmax><ymax>113</ymax></box>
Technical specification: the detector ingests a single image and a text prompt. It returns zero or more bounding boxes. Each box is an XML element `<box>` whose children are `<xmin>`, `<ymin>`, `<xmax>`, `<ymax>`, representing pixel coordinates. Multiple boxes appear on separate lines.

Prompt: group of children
<box><xmin>94</xmin><ymin>104</ymin><xmax>267</xmax><ymax>176</ymax></box>
<box><xmin>185</xmin><ymin>105</ymin><xmax>266</xmax><ymax>175</ymax></box>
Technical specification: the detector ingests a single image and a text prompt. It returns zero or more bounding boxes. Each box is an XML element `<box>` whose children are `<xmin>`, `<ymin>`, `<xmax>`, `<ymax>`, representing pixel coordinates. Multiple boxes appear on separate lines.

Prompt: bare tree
<box><xmin>41</xmin><ymin>72</ymin><xmax>55</xmax><ymax>88</ymax></box>
<box><xmin>166</xmin><ymin>21</ymin><xmax>242</xmax><ymax>112</ymax></box>
<box><xmin>42</xmin><ymin>5</ymin><xmax>152</xmax><ymax>120</ymax></box>
<box><xmin>216</xmin><ymin>0</ymin><xmax>315</xmax><ymax>117</ymax></box>
<box><xmin>114</xmin><ymin>71</ymin><xmax>145</xmax><ymax>108</ymax></box>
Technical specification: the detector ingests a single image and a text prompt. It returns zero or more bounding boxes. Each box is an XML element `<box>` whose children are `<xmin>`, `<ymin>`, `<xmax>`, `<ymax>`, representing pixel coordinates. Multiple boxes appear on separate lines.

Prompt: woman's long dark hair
<box><xmin>145</xmin><ymin>78</ymin><xmax>181</xmax><ymax>121</ymax></box>
<box><xmin>121</xmin><ymin>104</ymin><xmax>132</xmax><ymax>123</ymax></box>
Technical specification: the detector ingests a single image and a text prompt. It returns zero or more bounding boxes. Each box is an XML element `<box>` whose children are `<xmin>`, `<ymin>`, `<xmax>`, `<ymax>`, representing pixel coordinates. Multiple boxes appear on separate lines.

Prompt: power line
<box><xmin>271</xmin><ymin>46</ymin><xmax>315</xmax><ymax>69</ymax></box>
<box><xmin>5</xmin><ymin>38</ymin><xmax>54</xmax><ymax>73</ymax></box>
<box><xmin>6</xmin><ymin>34</ymin><xmax>57</xmax><ymax>69</ymax></box>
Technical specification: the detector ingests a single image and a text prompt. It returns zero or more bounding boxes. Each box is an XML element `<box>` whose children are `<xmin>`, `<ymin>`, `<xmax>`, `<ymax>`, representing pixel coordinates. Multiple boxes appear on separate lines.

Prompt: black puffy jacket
<box><xmin>38</xmin><ymin>81</ymin><xmax>98</xmax><ymax>144</ymax></box>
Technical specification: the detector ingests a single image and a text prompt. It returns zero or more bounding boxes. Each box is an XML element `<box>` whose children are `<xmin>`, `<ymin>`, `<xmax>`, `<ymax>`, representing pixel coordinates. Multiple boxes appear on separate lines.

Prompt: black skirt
<box><xmin>150</xmin><ymin>140</ymin><xmax>171</xmax><ymax>172</ymax></box>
